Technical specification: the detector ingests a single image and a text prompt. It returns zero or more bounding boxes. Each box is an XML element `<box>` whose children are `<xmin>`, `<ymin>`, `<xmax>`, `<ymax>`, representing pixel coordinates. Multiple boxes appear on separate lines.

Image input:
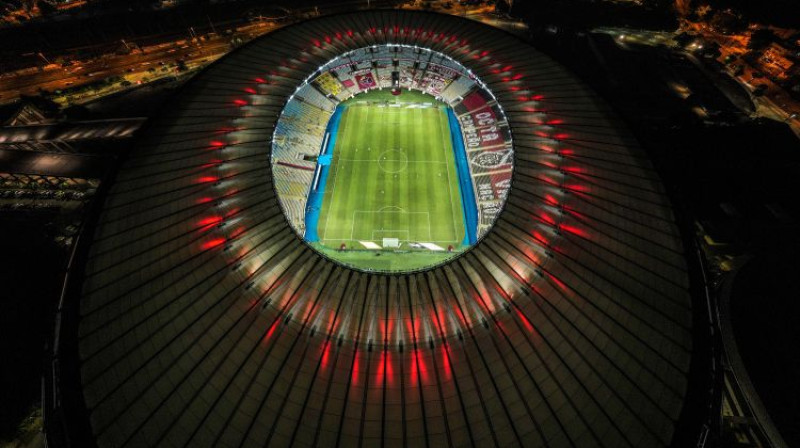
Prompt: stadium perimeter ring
<box><xmin>54</xmin><ymin>10</ymin><xmax>696</xmax><ymax>448</ymax></box>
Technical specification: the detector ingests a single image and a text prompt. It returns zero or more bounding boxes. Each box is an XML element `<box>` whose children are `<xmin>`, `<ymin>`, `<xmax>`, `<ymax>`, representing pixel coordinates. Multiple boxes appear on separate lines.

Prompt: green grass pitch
<box><xmin>315</xmin><ymin>89</ymin><xmax>465</xmax><ymax>269</ymax></box>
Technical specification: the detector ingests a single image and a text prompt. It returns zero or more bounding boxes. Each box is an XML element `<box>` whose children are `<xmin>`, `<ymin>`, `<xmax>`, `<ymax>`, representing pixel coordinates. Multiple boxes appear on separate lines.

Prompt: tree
<box><xmin>709</xmin><ymin>9</ymin><xmax>747</xmax><ymax>34</ymax></box>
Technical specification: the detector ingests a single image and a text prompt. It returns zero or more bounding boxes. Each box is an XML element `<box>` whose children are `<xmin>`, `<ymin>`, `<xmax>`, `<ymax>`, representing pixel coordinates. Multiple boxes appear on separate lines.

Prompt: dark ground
<box><xmin>0</xmin><ymin>215</ymin><xmax>66</xmax><ymax>440</ymax></box>
<box><xmin>523</xmin><ymin>20</ymin><xmax>800</xmax><ymax>447</ymax></box>
<box><xmin>730</xmin><ymin>248</ymin><xmax>800</xmax><ymax>448</ymax></box>
<box><xmin>0</xmin><ymin>74</ymin><xmax>173</xmax><ymax>443</ymax></box>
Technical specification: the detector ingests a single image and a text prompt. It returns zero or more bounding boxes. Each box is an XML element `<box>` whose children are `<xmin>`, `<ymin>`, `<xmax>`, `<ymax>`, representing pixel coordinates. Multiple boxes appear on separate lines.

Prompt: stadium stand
<box><xmin>272</xmin><ymin>44</ymin><xmax>508</xmax><ymax>237</ymax></box>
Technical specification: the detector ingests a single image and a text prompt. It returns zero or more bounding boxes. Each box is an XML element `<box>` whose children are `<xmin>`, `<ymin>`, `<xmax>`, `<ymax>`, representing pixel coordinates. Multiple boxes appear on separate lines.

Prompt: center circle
<box><xmin>377</xmin><ymin>149</ymin><xmax>408</xmax><ymax>174</ymax></box>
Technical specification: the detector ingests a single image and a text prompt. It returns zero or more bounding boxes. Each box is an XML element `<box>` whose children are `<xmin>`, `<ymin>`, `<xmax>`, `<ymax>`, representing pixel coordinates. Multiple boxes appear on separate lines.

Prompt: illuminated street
<box><xmin>0</xmin><ymin>20</ymin><xmax>280</xmax><ymax>105</ymax></box>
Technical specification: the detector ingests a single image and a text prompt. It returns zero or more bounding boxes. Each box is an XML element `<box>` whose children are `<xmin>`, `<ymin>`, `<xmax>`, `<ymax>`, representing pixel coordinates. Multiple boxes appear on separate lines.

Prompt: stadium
<box><xmin>48</xmin><ymin>9</ymin><xmax>699</xmax><ymax>448</ymax></box>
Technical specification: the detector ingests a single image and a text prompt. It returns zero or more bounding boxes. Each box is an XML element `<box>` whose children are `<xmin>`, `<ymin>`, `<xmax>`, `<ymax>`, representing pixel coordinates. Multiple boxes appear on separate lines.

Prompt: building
<box><xmin>759</xmin><ymin>42</ymin><xmax>796</xmax><ymax>79</ymax></box>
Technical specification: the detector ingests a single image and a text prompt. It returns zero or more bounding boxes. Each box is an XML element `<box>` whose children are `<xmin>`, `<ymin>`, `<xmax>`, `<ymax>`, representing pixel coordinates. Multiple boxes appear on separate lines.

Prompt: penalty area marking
<box><xmin>372</xmin><ymin>229</ymin><xmax>410</xmax><ymax>241</ymax></box>
<box><xmin>348</xmin><ymin>210</ymin><xmax>431</xmax><ymax>242</ymax></box>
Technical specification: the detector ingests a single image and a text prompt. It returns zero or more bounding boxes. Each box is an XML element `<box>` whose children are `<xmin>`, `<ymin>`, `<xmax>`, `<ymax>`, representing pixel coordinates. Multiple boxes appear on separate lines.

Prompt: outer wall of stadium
<box><xmin>46</xmin><ymin>10</ymin><xmax>704</xmax><ymax>448</ymax></box>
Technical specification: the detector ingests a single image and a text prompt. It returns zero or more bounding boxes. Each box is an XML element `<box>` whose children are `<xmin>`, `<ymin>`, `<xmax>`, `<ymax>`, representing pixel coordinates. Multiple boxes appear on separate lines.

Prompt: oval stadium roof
<box><xmin>59</xmin><ymin>10</ymin><xmax>693</xmax><ymax>448</ymax></box>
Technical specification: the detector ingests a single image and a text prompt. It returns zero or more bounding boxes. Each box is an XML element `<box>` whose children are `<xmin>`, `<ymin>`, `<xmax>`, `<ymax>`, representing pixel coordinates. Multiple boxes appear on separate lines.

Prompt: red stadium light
<box><xmin>352</xmin><ymin>350</ymin><xmax>360</xmax><ymax>384</ymax></box>
<box><xmin>417</xmin><ymin>350</ymin><xmax>429</xmax><ymax>385</ymax></box>
<box><xmin>376</xmin><ymin>351</ymin><xmax>384</xmax><ymax>385</ymax></box>
<box><xmin>409</xmin><ymin>349</ymin><xmax>418</xmax><ymax>385</ymax></box>
<box><xmin>540</xmin><ymin>161</ymin><xmax>558</xmax><ymax>169</ymax></box>
<box><xmin>321</xmin><ymin>340</ymin><xmax>331</xmax><ymax>369</ymax></box>
<box><xmin>559</xmin><ymin>224</ymin><xmax>587</xmax><ymax>238</ymax></box>
<box><xmin>263</xmin><ymin>318</ymin><xmax>280</xmax><ymax>343</ymax></box>
<box><xmin>200</xmin><ymin>160</ymin><xmax>221</xmax><ymax>169</ymax></box>
<box><xmin>532</xmin><ymin>231</ymin><xmax>549</xmax><ymax>246</ymax></box>
<box><xmin>201</xmin><ymin>238</ymin><xmax>226</xmax><ymax>250</ymax></box>
<box><xmin>539</xmin><ymin>176</ymin><xmax>558</xmax><ymax>186</ymax></box>
<box><xmin>198</xmin><ymin>216</ymin><xmax>223</xmax><ymax>227</ymax></box>
<box><xmin>385</xmin><ymin>352</ymin><xmax>394</xmax><ymax>386</ymax></box>
<box><xmin>227</xmin><ymin>224</ymin><xmax>245</xmax><ymax>238</ymax></box>
<box><xmin>546</xmin><ymin>272</ymin><xmax>568</xmax><ymax>290</ymax></box>
<box><xmin>440</xmin><ymin>345</ymin><xmax>451</xmax><ymax>380</ymax></box>
<box><xmin>454</xmin><ymin>306</ymin><xmax>468</xmax><ymax>328</ymax></box>
<box><xmin>565</xmin><ymin>183</ymin><xmax>588</xmax><ymax>192</ymax></box>
<box><xmin>514</xmin><ymin>308</ymin><xmax>536</xmax><ymax>334</ymax></box>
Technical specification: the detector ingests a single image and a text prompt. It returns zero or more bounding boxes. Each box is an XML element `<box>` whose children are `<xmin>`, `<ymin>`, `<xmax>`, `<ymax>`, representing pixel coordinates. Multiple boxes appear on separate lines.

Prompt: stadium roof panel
<box><xmin>60</xmin><ymin>10</ymin><xmax>693</xmax><ymax>448</ymax></box>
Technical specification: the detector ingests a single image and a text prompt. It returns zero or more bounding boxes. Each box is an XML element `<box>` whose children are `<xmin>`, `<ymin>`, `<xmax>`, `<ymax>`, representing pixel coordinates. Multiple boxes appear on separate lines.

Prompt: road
<box><xmin>0</xmin><ymin>2</ymin><xmax>526</xmax><ymax>106</ymax></box>
<box><xmin>0</xmin><ymin>20</ymin><xmax>279</xmax><ymax>105</ymax></box>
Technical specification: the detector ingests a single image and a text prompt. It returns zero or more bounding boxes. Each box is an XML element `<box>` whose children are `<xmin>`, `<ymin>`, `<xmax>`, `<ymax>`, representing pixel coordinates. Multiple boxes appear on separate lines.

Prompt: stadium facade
<box><xmin>47</xmin><ymin>10</ymin><xmax>698</xmax><ymax>448</ymax></box>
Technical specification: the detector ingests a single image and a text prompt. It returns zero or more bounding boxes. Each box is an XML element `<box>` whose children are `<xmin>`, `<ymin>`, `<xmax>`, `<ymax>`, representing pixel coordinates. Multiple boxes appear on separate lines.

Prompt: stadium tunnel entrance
<box><xmin>271</xmin><ymin>45</ymin><xmax>513</xmax><ymax>272</ymax></box>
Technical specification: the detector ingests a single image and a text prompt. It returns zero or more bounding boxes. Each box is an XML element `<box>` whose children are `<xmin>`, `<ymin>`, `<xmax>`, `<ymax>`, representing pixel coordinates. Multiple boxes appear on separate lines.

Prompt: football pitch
<box><xmin>316</xmin><ymin>90</ymin><xmax>466</xmax><ymax>260</ymax></box>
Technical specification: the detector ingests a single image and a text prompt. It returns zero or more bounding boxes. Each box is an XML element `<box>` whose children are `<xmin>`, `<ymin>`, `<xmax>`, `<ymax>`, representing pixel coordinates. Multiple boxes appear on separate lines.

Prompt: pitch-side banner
<box><xmin>354</xmin><ymin>70</ymin><xmax>377</xmax><ymax>90</ymax></box>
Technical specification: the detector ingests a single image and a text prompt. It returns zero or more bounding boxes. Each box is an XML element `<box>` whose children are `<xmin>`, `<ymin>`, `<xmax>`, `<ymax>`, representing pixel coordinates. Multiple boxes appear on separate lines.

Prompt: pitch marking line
<box><xmin>372</xmin><ymin>229</ymin><xmax>410</xmax><ymax>241</ymax></box>
<box><xmin>438</xmin><ymin>108</ymin><xmax>461</xmax><ymax>241</ymax></box>
<box><xmin>339</xmin><ymin>158</ymin><xmax>445</xmax><ymax>164</ymax></box>
<box><xmin>348</xmin><ymin>210</ymin><xmax>431</xmax><ymax>242</ymax></box>
<box><xmin>321</xmin><ymin>153</ymin><xmax>344</xmax><ymax>242</ymax></box>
